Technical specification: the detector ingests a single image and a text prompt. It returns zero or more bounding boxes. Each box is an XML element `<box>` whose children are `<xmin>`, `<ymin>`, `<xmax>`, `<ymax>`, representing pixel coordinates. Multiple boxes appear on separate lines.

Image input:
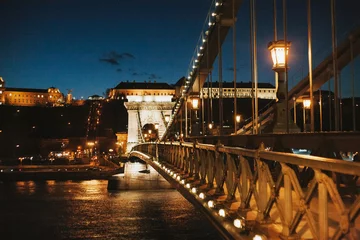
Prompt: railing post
<box><xmin>240</xmin><ymin>156</ymin><xmax>248</xmax><ymax>209</ymax></box>
<box><xmin>281</xmin><ymin>172</ymin><xmax>292</xmax><ymax>238</ymax></box>
<box><xmin>256</xmin><ymin>143</ymin><xmax>267</xmax><ymax>222</ymax></box>
<box><xmin>316</xmin><ymin>170</ymin><xmax>329</xmax><ymax>239</ymax></box>
<box><xmin>155</xmin><ymin>141</ymin><xmax>159</xmax><ymax>161</ymax></box>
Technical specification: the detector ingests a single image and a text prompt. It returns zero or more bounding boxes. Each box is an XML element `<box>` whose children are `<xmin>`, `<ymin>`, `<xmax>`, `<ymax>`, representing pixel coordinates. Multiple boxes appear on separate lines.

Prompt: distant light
<box><xmin>32</xmin><ymin>126</ymin><xmax>36</xmax><ymax>129</ymax></box>
<box><xmin>211</xmin><ymin>12</ymin><xmax>216</xmax><ymax>17</ymax></box>
<box><xmin>16</xmin><ymin>144</ymin><xmax>20</xmax><ymax>148</ymax></box>
<box><xmin>180</xmin><ymin>179</ymin><xmax>185</xmax><ymax>185</ymax></box>
<box><xmin>109</xmin><ymin>149</ymin><xmax>113</xmax><ymax>152</ymax></box>
<box><xmin>176</xmin><ymin>176</ymin><xmax>181</xmax><ymax>181</ymax></box>
<box><xmin>191</xmin><ymin>187</ymin><xmax>197</xmax><ymax>194</ymax></box>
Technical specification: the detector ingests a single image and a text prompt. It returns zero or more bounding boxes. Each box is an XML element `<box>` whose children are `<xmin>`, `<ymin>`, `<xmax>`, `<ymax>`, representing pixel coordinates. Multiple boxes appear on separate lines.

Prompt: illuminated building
<box><xmin>0</xmin><ymin>77</ymin><xmax>64</xmax><ymax>106</ymax></box>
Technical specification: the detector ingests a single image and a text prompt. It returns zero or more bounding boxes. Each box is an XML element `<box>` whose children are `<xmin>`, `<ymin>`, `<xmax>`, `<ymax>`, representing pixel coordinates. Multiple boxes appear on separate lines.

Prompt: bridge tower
<box><xmin>109</xmin><ymin>81</ymin><xmax>175</xmax><ymax>152</ymax></box>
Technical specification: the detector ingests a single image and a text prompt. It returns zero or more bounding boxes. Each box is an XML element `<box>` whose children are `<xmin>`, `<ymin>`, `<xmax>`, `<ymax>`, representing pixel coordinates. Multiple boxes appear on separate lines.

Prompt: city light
<box><xmin>207</xmin><ymin>200</ymin><xmax>215</xmax><ymax>208</ymax></box>
<box><xmin>236</xmin><ymin>115</ymin><xmax>241</xmax><ymax>123</ymax></box>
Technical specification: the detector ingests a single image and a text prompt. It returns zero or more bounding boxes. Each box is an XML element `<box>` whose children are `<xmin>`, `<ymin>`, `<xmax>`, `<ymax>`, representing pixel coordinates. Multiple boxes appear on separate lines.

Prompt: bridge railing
<box><xmin>132</xmin><ymin>141</ymin><xmax>360</xmax><ymax>239</ymax></box>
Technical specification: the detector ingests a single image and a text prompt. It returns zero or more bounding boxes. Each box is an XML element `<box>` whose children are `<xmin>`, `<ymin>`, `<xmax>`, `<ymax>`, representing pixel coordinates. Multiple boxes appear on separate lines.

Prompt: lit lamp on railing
<box><xmin>268</xmin><ymin>40</ymin><xmax>299</xmax><ymax>133</ymax></box>
<box><xmin>303</xmin><ymin>99</ymin><xmax>311</xmax><ymax>132</ymax></box>
<box><xmin>154</xmin><ymin>123</ymin><xmax>159</xmax><ymax>130</ymax></box>
<box><xmin>190</xmin><ymin>97</ymin><xmax>200</xmax><ymax>136</ymax></box>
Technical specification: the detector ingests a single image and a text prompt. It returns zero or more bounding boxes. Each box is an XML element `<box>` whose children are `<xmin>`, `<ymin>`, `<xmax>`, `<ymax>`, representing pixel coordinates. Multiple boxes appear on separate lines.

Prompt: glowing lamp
<box><xmin>218</xmin><ymin>209</ymin><xmax>226</xmax><ymax>217</ymax></box>
<box><xmin>155</xmin><ymin>123</ymin><xmax>159</xmax><ymax>129</ymax></box>
<box><xmin>303</xmin><ymin>99</ymin><xmax>311</xmax><ymax>109</ymax></box>
<box><xmin>164</xmin><ymin>115</ymin><xmax>170</xmax><ymax>123</ymax></box>
<box><xmin>236</xmin><ymin>115</ymin><xmax>241</xmax><ymax>123</ymax></box>
<box><xmin>233</xmin><ymin>218</ymin><xmax>245</xmax><ymax>229</ymax></box>
<box><xmin>267</xmin><ymin>40</ymin><xmax>291</xmax><ymax>70</ymax></box>
<box><xmin>207</xmin><ymin>200</ymin><xmax>215</xmax><ymax>208</ymax></box>
<box><xmin>253</xmin><ymin>234</ymin><xmax>267</xmax><ymax>240</ymax></box>
<box><xmin>192</xmin><ymin>98</ymin><xmax>199</xmax><ymax>109</ymax></box>
<box><xmin>208</xmin><ymin>123</ymin><xmax>213</xmax><ymax>129</ymax></box>
<box><xmin>199</xmin><ymin>192</ymin><xmax>205</xmax><ymax>199</ymax></box>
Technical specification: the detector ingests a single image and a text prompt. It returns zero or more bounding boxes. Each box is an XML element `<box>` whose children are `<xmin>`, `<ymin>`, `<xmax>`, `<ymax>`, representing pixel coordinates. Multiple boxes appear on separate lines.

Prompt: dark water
<box><xmin>0</xmin><ymin>180</ymin><xmax>222</xmax><ymax>240</ymax></box>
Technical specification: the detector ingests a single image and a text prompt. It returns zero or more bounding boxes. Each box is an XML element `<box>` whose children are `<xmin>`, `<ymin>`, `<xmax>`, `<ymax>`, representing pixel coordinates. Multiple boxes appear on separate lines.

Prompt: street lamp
<box><xmin>236</xmin><ymin>115</ymin><xmax>241</xmax><ymax>123</ymax></box>
<box><xmin>190</xmin><ymin>97</ymin><xmax>200</xmax><ymax>136</ymax></box>
<box><xmin>154</xmin><ymin>123</ymin><xmax>159</xmax><ymax>130</ymax></box>
<box><xmin>164</xmin><ymin>115</ymin><xmax>170</xmax><ymax>123</ymax></box>
<box><xmin>192</xmin><ymin>98</ymin><xmax>199</xmax><ymax>109</ymax></box>
<box><xmin>268</xmin><ymin>40</ymin><xmax>299</xmax><ymax>133</ymax></box>
<box><xmin>303</xmin><ymin>99</ymin><xmax>311</xmax><ymax>132</ymax></box>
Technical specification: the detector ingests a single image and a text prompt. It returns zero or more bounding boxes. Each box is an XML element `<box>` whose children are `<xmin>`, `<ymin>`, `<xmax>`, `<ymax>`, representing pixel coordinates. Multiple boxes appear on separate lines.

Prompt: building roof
<box><xmin>173</xmin><ymin>77</ymin><xmax>186</xmax><ymax>87</ymax></box>
<box><xmin>114</xmin><ymin>81</ymin><xmax>174</xmax><ymax>90</ymax></box>
<box><xmin>203</xmin><ymin>81</ymin><xmax>275</xmax><ymax>89</ymax></box>
<box><xmin>5</xmin><ymin>87</ymin><xmax>48</xmax><ymax>93</ymax></box>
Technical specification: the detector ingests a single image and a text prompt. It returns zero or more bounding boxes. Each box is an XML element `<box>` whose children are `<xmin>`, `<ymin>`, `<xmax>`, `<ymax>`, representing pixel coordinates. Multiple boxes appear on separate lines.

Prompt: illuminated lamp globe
<box><xmin>267</xmin><ymin>40</ymin><xmax>291</xmax><ymax>71</ymax></box>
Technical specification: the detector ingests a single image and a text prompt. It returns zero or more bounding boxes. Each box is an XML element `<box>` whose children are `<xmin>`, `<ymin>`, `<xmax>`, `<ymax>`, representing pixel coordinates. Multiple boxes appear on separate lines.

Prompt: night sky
<box><xmin>1</xmin><ymin>0</ymin><xmax>359</xmax><ymax>98</ymax></box>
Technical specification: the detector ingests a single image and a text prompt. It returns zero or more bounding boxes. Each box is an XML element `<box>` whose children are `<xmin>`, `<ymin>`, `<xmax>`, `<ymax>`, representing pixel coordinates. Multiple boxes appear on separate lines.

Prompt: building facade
<box><xmin>0</xmin><ymin>77</ymin><xmax>64</xmax><ymax>106</ymax></box>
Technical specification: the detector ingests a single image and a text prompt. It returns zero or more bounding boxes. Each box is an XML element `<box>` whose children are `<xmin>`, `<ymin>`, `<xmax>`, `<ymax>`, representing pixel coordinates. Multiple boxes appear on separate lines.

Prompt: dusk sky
<box><xmin>1</xmin><ymin>0</ymin><xmax>359</xmax><ymax>98</ymax></box>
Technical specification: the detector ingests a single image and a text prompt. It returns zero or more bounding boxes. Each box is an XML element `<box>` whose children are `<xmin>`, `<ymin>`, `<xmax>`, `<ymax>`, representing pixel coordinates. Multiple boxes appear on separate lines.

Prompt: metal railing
<box><xmin>132</xmin><ymin>141</ymin><xmax>360</xmax><ymax>239</ymax></box>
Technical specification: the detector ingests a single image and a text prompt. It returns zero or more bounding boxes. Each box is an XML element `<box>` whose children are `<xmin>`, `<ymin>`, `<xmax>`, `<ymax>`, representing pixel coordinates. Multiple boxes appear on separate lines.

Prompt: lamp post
<box><xmin>235</xmin><ymin>115</ymin><xmax>241</xmax><ymax>132</ymax></box>
<box><xmin>303</xmin><ymin>99</ymin><xmax>311</xmax><ymax>132</ymax></box>
<box><xmin>191</xmin><ymin>97</ymin><xmax>200</xmax><ymax>136</ymax></box>
<box><xmin>268</xmin><ymin>40</ymin><xmax>299</xmax><ymax>133</ymax></box>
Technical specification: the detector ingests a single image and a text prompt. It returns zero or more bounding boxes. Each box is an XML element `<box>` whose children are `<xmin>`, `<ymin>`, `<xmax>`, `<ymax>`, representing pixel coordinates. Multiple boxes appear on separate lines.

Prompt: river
<box><xmin>0</xmin><ymin>179</ymin><xmax>222</xmax><ymax>240</ymax></box>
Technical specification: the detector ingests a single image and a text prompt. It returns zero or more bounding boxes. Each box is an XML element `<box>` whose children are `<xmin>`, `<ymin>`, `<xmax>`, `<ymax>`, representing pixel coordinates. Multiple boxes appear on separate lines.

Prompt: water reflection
<box><xmin>0</xmin><ymin>180</ymin><xmax>221</xmax><ymax>240</ymax></box>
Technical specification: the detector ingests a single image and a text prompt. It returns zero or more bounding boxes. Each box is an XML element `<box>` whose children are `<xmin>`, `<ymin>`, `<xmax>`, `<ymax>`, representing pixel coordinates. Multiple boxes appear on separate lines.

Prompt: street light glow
<box><xmin>192</xmin><ymin>98</ymin><xmax>199</xmax><ymax>109</ymax></box>
<box><xmin>303</xmin><ymin>99</ymin><xmax>311</xmax><ymax>109</ymax></box>
<box><xmin>268</xmin><ymin>40</ymin><xmax>291</xmax><ymax>70</ymax></box>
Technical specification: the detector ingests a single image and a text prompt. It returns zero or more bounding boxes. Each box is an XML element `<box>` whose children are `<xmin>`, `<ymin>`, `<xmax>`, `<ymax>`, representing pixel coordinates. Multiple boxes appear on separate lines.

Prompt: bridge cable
<box><xmin>283</xmin><ymin>0</ymin><xmax>289</xmax><ymax>133</ymax></box>
<box><xmin>233</xmin><ymin>0</ymin><xmax>237</xmax><ymax>134</ymax></box>
<box><xmin>217</xmin><ymin>16</ymin><xmax>224</xmax><ymax>135</ymax></box>
<box><xmin>250</xmin><ymin>0</ymin><xmax>259</xmax><ymax>134</ymax></box>
<box><xmin>331</xmin><ymin>0</ymin><xmax>339</xmax><ymax>131</ymax></box>
<box><xmin>350</xmin><ymin>35</ymin><xmax>356</xmax><ymax>131</ymax></box>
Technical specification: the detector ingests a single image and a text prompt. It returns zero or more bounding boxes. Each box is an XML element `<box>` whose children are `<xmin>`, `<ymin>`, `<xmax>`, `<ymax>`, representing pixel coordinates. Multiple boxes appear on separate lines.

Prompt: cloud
<box><xmin>99</xmin><ymin>51</ymin><xmax>136</xmax><ymax>66</ymax></box>
<box><xmin>148</xmin><ymin>73</ymin><xmax>161</xmax><ymax>79</ymax></box>
<box><xmin>99</xmin><ymin>58</ymin><xmax>119</xmax><ymax>65</ymax></box>
<box><xmin>130</xmin><ymin>71</ymin><xmax>161</xmax><ymax>80</ymax></box>
<box><xmin>122</xmin><ymin>52</ymin><xmax>135</xmax><ymax>59</ymax></box>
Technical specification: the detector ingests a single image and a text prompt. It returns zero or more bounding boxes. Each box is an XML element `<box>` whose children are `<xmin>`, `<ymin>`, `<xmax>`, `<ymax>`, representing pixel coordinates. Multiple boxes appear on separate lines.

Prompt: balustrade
<box><xmin>131</xmin><ymin>141</ymin><xmax>360</xmax><ymax>239</ymax></box>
